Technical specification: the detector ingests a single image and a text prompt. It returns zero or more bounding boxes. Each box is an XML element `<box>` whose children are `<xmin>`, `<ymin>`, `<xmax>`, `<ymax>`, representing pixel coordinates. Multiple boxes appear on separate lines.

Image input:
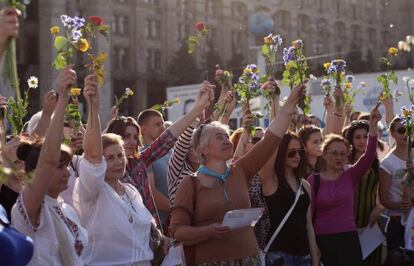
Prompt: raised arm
<box><xmin>22</xmin><ymin>66</ymin><xmax>76</xmax><ymax>224</ymax></box>
<box><xmin>168</xmin><ymin>81</ymin><xmax>214</xmax><ymax>138</ymax></box>
<box><xmin>348</xmin><ymin>102</ymin><xmax>380</xmax><ymax>184</ymax></box>
<box><xmin>381</xmin><ymin>95</ymin><xmax>394</xmax><ymax>127</ymax></box>
<box><xmin>237</xmin><ymin>82</ymin><xmax>306</xmax><ymax>179</ymax></box>
<box><xmin>30</xmin><ymin>91</ymin><xmax>57</xmax><ymax>137</ymax></box>
<box><xmin>83</xmin><ymin>75</ymin><xmax>102</xmax><ymax>163</ymax></box>
<box><xmin>0</xmin><ymin>7</ymin><xmax>20</xmax><ymax>59</ymax></box>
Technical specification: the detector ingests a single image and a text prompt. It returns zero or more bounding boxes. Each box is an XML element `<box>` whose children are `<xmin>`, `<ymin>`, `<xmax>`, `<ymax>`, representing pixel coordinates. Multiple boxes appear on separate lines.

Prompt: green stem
<box><xmin>4</xmin><ymin>38</ymin><xmax>21</xmax><ymax>100</ymax></box>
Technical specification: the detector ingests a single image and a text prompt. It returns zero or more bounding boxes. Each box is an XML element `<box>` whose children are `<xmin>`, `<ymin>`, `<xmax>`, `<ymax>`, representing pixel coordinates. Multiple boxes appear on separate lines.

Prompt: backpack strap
<box><xmin>312</xmin><ymin>173</ymin><xmax>321</xmax><ymax>224</ymax></box>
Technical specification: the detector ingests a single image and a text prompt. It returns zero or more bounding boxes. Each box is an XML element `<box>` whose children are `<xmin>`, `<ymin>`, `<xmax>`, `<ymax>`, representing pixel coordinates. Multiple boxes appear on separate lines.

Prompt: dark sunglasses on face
<box><xmin>396</xmin><ymin>127</ymin><xmax>407</xmax><ymax>135</ymax></box>
<box><xmin>287</xmin><ymin>148</ymin><xmax>305</xmax><ymax>158</ymax></box>
<box><xmin>250</xmin><ymin>137</ymin><xmax>262</xmax><ymax>145</ymax></box>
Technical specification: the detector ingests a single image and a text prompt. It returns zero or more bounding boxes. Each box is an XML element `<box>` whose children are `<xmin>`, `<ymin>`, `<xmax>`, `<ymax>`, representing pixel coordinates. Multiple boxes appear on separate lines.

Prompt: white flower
<box><xmin>309</xmin><ymin>74</ymin><xmax>317</xmax><ymax>81</ymax></box>
<box><xmin>27</xmin><ymin>76</ymin><xmax>38</xmax><ymax>89</ymax></box>
<box><xmin>403</xmin><ymin>76</ymin><xmax>412</xmax><ymax>83</ymax></box>
<box><xmin>125</xmin><ymin>87</ymin><xmax>134</xmax><ymax>96</ymax></box>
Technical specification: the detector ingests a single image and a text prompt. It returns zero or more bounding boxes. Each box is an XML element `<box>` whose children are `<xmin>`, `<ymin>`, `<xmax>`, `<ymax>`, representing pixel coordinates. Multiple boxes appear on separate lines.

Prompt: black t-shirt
<box><xmin>264</xmin><ymin>180</ymin><xmax>310</xmax><ymax>256</ymax></box>
<box><xmin>0</xmin><ymin>185</ymin><xmax>19</xmax><ymax>220</ymax></box>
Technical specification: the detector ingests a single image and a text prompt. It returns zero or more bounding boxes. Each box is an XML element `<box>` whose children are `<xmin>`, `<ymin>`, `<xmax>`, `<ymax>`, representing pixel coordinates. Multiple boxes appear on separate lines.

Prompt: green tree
<box><xmin>168</xmin><ymin>41</ymin><xmax>200</xmax><ymax>86</ymax></box>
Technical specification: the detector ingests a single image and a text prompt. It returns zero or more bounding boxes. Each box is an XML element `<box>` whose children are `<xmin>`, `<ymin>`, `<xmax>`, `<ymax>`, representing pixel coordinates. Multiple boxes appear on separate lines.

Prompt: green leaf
<box><xmin>262</xmin><ymin>44</ymin><xmax>271</xmax><ymax>57</ymax></box>
<box><xmin>188</xmin><ymin>36</ymin><xmax>198</xmax><ymax>54</ymax></box>
<box><xmin>54</xmin><ymin>36</ymin><xmax>69</xmax><ymax>52</ymax></box>
<box><xmin>390</xmin><ymin>71</ymin><xmax>398</xmax><ymax>85</ymax></box>
<box><xmin>52</xmin><ymin>54</ymin><xmax>67</xmax><ymax>70</ymax></box>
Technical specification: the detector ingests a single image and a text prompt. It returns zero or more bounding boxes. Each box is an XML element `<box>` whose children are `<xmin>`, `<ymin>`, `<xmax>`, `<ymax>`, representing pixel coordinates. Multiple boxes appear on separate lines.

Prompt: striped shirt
<box><xmin>167</xmin><ymin>125</ymin><xmax>196</xmax><ymax>207</ymax></box>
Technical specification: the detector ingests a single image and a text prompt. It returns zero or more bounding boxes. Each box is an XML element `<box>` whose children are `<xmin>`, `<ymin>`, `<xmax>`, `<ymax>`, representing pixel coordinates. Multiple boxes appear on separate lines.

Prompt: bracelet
<box><xmin>333</xmin><ymin>112</ymin><xmax>343</xmax><ymax>117</ymax></box>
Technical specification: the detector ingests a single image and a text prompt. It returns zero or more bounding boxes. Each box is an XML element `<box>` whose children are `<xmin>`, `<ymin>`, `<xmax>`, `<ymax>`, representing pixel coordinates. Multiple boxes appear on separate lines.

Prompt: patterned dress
<box><xmin>354</xmin><ymin>163</ymin><xmax>382</xmax><ymax>266</ymax></box>
<box><xmin>121</xmin><ymin>129</ymin><xmax>176</xmax><ymax>227</ymax></box>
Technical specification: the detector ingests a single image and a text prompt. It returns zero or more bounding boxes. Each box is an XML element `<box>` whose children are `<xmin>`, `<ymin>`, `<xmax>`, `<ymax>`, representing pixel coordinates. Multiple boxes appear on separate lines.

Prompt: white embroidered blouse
<box><xmin>11</xmin><ymin>194</ymin><xmax>88</xmax><ymax>266</ymax></box>
<box><xmin>72</xmin><ymin>157</ymin><xmax>154</xmax><ymax>266</ymax></box>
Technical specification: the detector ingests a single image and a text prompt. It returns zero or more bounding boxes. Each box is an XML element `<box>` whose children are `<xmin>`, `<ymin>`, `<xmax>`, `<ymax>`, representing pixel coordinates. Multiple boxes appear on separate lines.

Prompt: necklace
<box><xmin>198</xmin><ymin>165</ymin><xmax>231</xmax><ymax>202</ymax></box>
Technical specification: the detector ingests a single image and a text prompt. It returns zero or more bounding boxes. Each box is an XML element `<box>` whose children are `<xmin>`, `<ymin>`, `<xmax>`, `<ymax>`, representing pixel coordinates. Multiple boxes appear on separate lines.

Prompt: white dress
<box><xmin>73</xmin><ymin>156</ymin><xmax>154</xmax><ymax>266</ymax></box>
<box><xmin>11</xmin><ymin>194</ymin><xmax>88</xmax><ymax>266</ymax></box>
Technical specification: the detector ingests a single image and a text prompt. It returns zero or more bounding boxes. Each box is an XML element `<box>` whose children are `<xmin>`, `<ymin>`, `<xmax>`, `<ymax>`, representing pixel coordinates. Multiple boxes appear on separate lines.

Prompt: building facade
<box><xmin>10</xmin><ymin>0</ymin><xmax>414</xmax><ymax>121</ymax></box>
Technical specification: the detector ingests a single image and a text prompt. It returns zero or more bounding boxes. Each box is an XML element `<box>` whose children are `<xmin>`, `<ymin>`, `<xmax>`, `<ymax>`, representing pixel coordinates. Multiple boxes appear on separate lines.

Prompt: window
<box><xmin>231</xmin><ymin>30</ymin><xmax>243</xmax><ymax>49</ymax></box>
<box><xmin>176</xmin><ymin>24</ymin><xmax>189</xmax><ymax>42</ymax></box>
<box><xmin>177</xmin><ymin>0</ymin><xmax>187</xmax><ymax>16</ymax></box>
<box><xmin>112</xmin><ymin>15</ymin><xmax>118</xmax><ymax>33</ymax></box>
<box><xmin>231</xmin><ymin>2</ymin><xmax>246</xmax><ymax>18</ymax></box>
<box><xmin>118</xmin><ymin>16</ymin><xmax>129</xmax><ymax>35</ymax></box>
<box><xmin>205</xmin><ymin>0</ymin><xmax>221</xmax><ymax>16</ymax></box>
<box><xmin>146</xmin><ymin>19</ymin><xmax>161</xmax><ymax>39</ymax></box>
<box><xmin>116</xmin><ymin>48</ymin><xmax>129</xmax><ymax>69</ymax></box>
<box><xmin>145</xmin><ymin>0</ymin><xmax>160</xmax><ymax>6</ymax></box>
<box><xmin>146</xmin><ymin>49</ymin><xmax>162</xmax><ymax>71</ymax></box>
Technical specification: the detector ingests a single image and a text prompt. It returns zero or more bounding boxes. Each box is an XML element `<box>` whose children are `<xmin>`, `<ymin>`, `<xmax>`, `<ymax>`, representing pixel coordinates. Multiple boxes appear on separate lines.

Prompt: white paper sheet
<box><xmin>161</xmin><ymin>244</ymin><xmax>186</xmax><ymax>266</ymax></box>
<box><xmin>358</xmin><ymin>223</ymin><xmax>386</xmax><ymax>259</ymax></box>
<box><xmin>221</xmin><ymin>208</ymin><xmax>264</xmax><ymax>230</ymax></box>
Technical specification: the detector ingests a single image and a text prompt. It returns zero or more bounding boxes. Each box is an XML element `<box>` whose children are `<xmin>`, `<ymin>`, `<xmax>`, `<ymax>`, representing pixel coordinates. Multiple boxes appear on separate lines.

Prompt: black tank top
<box><xmin>0</xmin><ymin>185</ymin><xmax>19</xmax><ymax>220</ymax></box>
<box><xmin>264</xmin><ymin>180</ymin><xmax>310</xmax><ymax>256</ymax></box>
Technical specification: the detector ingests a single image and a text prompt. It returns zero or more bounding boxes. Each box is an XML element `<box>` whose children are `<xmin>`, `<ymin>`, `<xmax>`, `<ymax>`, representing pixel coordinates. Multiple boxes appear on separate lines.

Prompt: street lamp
<box><xmin>398</xmin><ymin>35</ymin><xmax>414</xmax><ymax>68</ymax></box>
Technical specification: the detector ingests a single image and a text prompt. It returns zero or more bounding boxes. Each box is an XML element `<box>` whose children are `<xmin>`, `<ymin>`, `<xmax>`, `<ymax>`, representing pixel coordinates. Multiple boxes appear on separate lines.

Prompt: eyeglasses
<box><xmin>396</xmin><ymin>127</ymin><xmax>407</xmax><ymax>135</ymax></box>
<box><xmin>250</xmin><ymin>137</ymin><xmax>262</xmax><ymax>145</ymax></box>
<box><xmin>287</xmin><ymin>148</ymin><xmax>305</xmax><ymax>158</ymax></box>
<box><xmin>326</xmin><ymin>151</ymin><xmax>348</xmax><ymax>158</ymax></box>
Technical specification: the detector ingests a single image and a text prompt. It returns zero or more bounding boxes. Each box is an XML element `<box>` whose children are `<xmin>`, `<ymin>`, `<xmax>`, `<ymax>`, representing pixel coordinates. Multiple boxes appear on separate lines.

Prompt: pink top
<box><xmin>308</xmin><ymin>135</ymin><xmax>377</xmax><ymax>235</ymax></box>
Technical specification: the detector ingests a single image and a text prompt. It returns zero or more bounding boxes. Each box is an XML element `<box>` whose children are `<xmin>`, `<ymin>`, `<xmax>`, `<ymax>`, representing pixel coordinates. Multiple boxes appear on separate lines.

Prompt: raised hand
<box><xmin>56</xmin><ymin>65</ymin><xmax>76</xmax><ymax>100</ymax></box>
<box><xmin>284</xmin><ymin>81</ymin><xmax>307</xmax><ymax>109</ymax></box>
<box><xmin>260</xmin><ymin>78</ymin><xmax>279</xmax><ymax>95</ymax></box>
<box><xmin>194</xmin><ymin>81</ymin><xmax>215</xmax><ymax>111</ymax></box>
<box><xmin>83</xmin><ymin>74</ymin><xmax>100</xmax><ymax>110</ymax></box>
<box><xmin>42</xmin><ymin>91</ymin><xmax>58</xmax><ymax>116</ymax></box>
<box><xmin>369</xmin><ymin>102</ymin><xmax>382</xmax><ymax>126</ymax></box>
<box><xmin>323</xmin><ymin>94</ymin><xmax>334</xmax><ymax>113</ymax></box>
<box><xmin>0</xmin><ymin>7</ymin><xmax>20</xmax><ymax>45</ymax></box>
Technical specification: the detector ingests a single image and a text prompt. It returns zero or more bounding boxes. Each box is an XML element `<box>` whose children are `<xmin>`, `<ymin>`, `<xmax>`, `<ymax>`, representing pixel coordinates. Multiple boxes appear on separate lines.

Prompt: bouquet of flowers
<box><xmin>342</xmin><ymin>75</ymin><xmax>364</xmax><ymax>105</ymax></box>
<box><xmin>114</xmin><ymin>88</ymin><xmax>134</xmax><ymax>109</ymax></box>
<box><xmin>262</xmin><ymin>33</ymin><xmax>283</xmax><ymax>95</ymax></box>
<box><xmin>281</xmin><ymin>39</ymin><xmax>310</xmax><ymax>114</ymax></box>
<box><xmin>377</xmin><ymin>47</ymin><xmax>398</xmax><ymax>100</ymax></box>
<box><xmin>399</xmin><ymin>105</ymin><xmax>414</xmax><ymax>186</ymax></box>
<box><xmin>326</xmin><ymin>59</ymin><xmax>346</xmax><ymax>113</ymax></box>
<box><xmin>151</xmin><ymin>98</ymin><xmax>181</xmax><ymax>117</ymax></box>
<box><xmin>0</xmin><ymin>0</ymin><xmax>32</xmax><ymax>101</ymax></box>
<box><xmin>234</xmin><ymin>64</ymin><xmax>263</xmax><ymax>136</ymax></box>
<box><xmin>7</xmin><ymin>76</ymin><xmax>38</xmax><ymax>135</ymax></box>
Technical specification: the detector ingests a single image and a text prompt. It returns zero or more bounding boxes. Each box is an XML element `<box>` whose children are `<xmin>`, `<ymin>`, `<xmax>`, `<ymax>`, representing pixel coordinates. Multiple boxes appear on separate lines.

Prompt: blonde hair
<box><xmin>191</xmin><ymin>121</ymin><xmax>229</xmax><ymax>164</ymax></box>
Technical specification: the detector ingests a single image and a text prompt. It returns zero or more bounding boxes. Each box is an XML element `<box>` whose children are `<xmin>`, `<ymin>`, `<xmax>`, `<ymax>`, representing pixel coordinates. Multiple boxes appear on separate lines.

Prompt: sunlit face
<box><xmin>201</xmin><ymin>127</ymin><xmax>234</xmax><ymax>162</ymax></box>
<box><xmin>104</xmin><ymin>143</ymin><xmax>127</xmax><ymax>180</ymax></box>
<box><xmin>304</xmin><ymin>131</ymin><xmax>323</xmax><ymax>157</ymax></box>
<box><xmin>285</xmin><ymin>139</ymin><xmax>303</xmax><ymax>169</ymax></box>
<box><xmin>142</xmin><ymin>116</ymin><xmax>166</xmax><ymax>142</ymax></box>
<box><xmin>323</xmin><ymin>141</ymin><xmax>349</xmax><ymax>171</ymax></box>
<box><xmin>391</xmin><ymin>121</ymin><xmax>409</xmax><ymax>147</ymax></box>
<box><xmin>245</xmin><ymin>130</ymin><xmax>265</xmax><ymax>153</ymax></box>
<box><xmin>352</xmin><ymin>128</ymin><xmax>368</xmax><ymax>153</ymax></box>
<box><xmin>123</xmin><ymin>125</ymin><xmax>138</xmax><ymax>157</ymax></box>
<box><xmin>48</xmin><ymin>156</ymin><xmax>71</xmax><ymax>196</ymax></box>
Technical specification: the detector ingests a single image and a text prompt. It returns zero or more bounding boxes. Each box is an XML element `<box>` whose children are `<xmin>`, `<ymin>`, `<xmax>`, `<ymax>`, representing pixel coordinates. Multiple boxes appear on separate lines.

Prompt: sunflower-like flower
<box><xmin>76</xmin><ymin>38</ymin><xmax>90</xmax><ymax>53</ymax></box>
<box><xmin>27</xmin><ymin>76</ymin><xmax>38</xmax><ymax>89</ymax></box>
<box><xmin>71</xmin><ymin>88</ymin><xmax>82</xmax><ymax>97</ymax></box>
<box><xmin>50</xmin><ymin>26</ymin><xmax>60</xmax><ymax>35</ymax></box>
<box><xmin>388</xmin><ymin>47</ymin><xmax>398</xmax><ymax>56</ymax></box>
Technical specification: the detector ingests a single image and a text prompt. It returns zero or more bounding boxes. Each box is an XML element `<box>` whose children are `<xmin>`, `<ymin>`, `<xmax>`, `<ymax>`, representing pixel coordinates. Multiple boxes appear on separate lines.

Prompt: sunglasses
<box><xmin>287</xmin><ymin>148</ymin><xmax>305</xmax><ymax>158</ymax></box>
<box><xmin>396</xmin><ymin>127</ymin><xmax>407</xmax><ymax>135</ymax></box>
<box><xmin>250</xmin><ymin>137</ymin><xmax>262</xmax><ymax>145</ymax></box>
<box><xmin>326</xmin><ymin>151</ymin><xmax>348</xmax><ymax>158</ymax></box>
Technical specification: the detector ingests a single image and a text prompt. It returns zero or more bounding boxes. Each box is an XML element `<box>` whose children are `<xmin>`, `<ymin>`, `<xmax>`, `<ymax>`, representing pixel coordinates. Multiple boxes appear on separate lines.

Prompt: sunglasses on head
<box><xmin>250</xmin><ymin>137</ymin><xmax>262</xmax><ymax>145</ymax></box>
<box><xmin>287</xmin><ymin>148</ymin><xmax>305</xmax><ymax>158</ymax></box>
<box><xmin>396</xmin><ymin>127</ymin><xmax>407</xmax><ymax>135</ymax></box>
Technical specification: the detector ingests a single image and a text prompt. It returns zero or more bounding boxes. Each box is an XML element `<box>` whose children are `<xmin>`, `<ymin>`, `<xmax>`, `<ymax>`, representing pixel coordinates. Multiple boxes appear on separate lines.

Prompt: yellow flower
<box><xmin>223</xmin><ymin>71</ymin><xmax>231</xmax><ymax>77</ymax></box>
<box><xmin>71</xmin><ymin>88</ymin><xmax>82</xmax><ymax>97</ymax></box>
<box><xmin>344</xmin><ymin>82</ymin><xmax>352</xmax><ymax>89</ymax></box>
<box><xmin>323</xmin><ymin>62</ymin><xmax>331</xmax><ymax>70</ymax></box>
<box><xmin>402</xmin><ymin>108</ymin><xmax>412</xmax><ymax>118</ymax></box>
<box><xmin>264</xmin><ymin>36</ymin><xmax>273</xmax><ymax>45</ymax></box>
<box><xmin>243</xmin><ymin>68</ymin><xmax>253</xmax><ymax>75</ymax></box>
<box><xmin>388</xmin><ymin>47</ymin><xmax>398</xmax><ymax>56</ymax></box>
<box><xmin>50</xmin><ymin>26</ymin><xmax>60</xmax><ymax>35</ymax></box>
<box><xmin>76</xmin><ymin>38</ymin><xmax>90</xmax><ymax>53</ymax></box>
<box><xmin>125</xmin><ymin>88</ymin><xmax>134</xmax><ymax>96</ymax></box>
<box><xmin>172</xmin><ymin>97</ymin><xmax>180</xmax><ymax>104</ymax></box>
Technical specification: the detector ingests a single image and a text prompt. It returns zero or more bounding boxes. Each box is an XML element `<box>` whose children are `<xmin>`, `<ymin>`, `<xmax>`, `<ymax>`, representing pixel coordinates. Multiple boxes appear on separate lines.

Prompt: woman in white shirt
<box><xmin>73</xmin><ymin>76</ymin><xmax>214</xmax><ymax>265</ymax></box>
<box><xmin>11</xmin><ymin>67</ymin><xmax>88</xmax><ymax>266</ymax></box>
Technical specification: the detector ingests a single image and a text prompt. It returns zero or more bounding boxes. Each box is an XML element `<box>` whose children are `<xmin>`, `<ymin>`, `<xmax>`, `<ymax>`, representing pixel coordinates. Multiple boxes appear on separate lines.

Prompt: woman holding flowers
<box><xmin>379</xmin><ymin>116</ymin><xmax>414</xmax><ymax>263</ymax></box>
<box><xmin>169</xmin><ymin>84</ymin><xmax>306</xmax><ymax>265</ymax></box>
<box><xmin>11</xmin><ymin>67</ymin><xmax>88</xmax><ymax>265</ymax></box>
<box><xmin>104</xmin><ymin>81</ymin><xmax>214</xmax><ymax>227</ymax></box>
<box><xmin>345</xmin><ymin>120</ymin><xmax>382</xmax><ymax>266</ymax></box>
<box><xmin>308</xmin><ymin>103</ymin><xmax>381</xmax><ymax>266</ymax></box>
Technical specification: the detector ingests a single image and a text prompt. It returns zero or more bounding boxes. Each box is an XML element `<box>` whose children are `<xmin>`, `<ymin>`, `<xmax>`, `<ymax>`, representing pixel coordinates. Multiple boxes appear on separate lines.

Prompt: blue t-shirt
<box><xmin>0</xmin><ymin>205</ymin><xmax>34</xmax><ymax>266</ymax></box>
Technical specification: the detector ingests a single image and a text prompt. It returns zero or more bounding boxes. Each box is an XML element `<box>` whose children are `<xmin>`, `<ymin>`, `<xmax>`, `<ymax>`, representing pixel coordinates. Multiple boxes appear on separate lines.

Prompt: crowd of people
<box><xmin>1</xmin><ymin>6</ymin><xmax>414</xmax><ymax>266</ymax></box>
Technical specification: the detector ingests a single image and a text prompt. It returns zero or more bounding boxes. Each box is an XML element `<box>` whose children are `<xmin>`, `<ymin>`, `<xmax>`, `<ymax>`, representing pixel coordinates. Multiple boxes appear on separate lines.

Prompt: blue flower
<box><xmin>345</xmin><ymin>75</ymin><xmax>355</xmax><ymax>83</ymax></box>
<box><xmin>73</xmin><ymin>16</ymin><xmax>86</xmax><ymax>29</ymax></box>
<box><xmin>283</xmin><ymin>46</ymin><xmax>296</xmax><ymax>65</ymax></box>
<box><xmin>246</xmin><ymin>64</ymin><xmax>259</xmax><ymax>73</ymax></box>
<box><xmin>71</xmin><ymin>29</ymin><xmax>82</xmax><ymax>42</ymax></box>
<box><xmin>321</xmin><ymin>79</ymin><xmax>332</xmax><ymax>87</ymax></box>
<box><xmin>61</xmin><ymin>15</ymin><xmax>72</xmax><ymax>28</ymax></box>
<box><xmin>330</xmin><ymin>59</ymin><xmax>347</xmax><ymax>73</ymax></box>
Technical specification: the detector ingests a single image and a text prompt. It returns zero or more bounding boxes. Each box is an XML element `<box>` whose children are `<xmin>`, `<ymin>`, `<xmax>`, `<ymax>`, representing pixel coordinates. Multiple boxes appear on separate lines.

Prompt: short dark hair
<box><xmin>104</xmin><ymin>116</ymin><xmax>142</xmax><ymax>147</ymax></box>
<box><xmin>137</xmin><ymin>109</ymin><xmax>163</xmax><ymax>126</ymax></box>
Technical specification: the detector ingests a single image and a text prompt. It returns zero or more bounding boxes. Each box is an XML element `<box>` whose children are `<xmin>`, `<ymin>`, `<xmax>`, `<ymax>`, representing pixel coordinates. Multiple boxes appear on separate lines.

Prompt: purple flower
<box><xmin>71</xmin><ymin>29</ymin><xmax>82</xmax><ymax>42</ymax></box>
<box><xmin>346</xmin><ymin>75</ymin><xmax>355</xmax><ymax>83</ymax></box>
<box><xmin>283</xmin><ymin>46</ymin><xmax>296</xmax><ymax>65</ymax></box>
<box><xmin>73</xmin><ymin>16</ymin><xmax>86</xmax><ymax>29</ymax></box>
<box><xmin>329</xmin><ymin>59</ymin><xmax>347</xmax><ymax>73</ymax></box>
<box><xmin>321</xmin><ymin>79</ymin><xmax>332</xmax><ymax>87</ymax></box>
<box><xmin>61</xmin><ymin>15</ymin><xmax>72</xmax><ymax>28</ymax></box>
